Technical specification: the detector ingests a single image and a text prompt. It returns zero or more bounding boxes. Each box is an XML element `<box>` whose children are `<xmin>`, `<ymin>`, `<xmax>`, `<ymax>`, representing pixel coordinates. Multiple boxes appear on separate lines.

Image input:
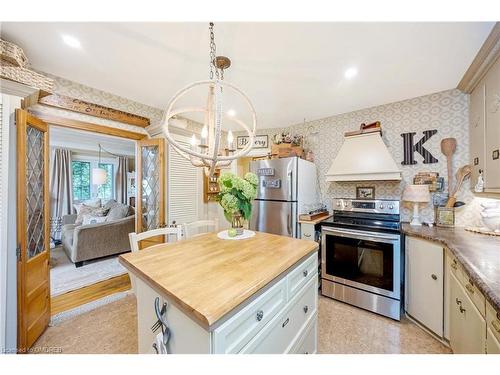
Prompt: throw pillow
<box><xmin>73</xmin><ymin>198</ymin><xmax>101</xmax><ymax>214</ymax></box>
<box><xmin>82</xmin><ymin>214</ymin><xmax>107</xmax><ymax>226</ymax></box>
<box><xmin>103</xmin><ymin>199</ymin><xmax>118</xmax><ymax>210</ymax></box>
<box><xmin>106</xmin><ymin>203</ymin><xmax>130</xmax><ymax>221</ymax></box>
<box><xmin>75</xmin><ymin>205</ymin><xmax>109</xmax><ymax>225</ymax></box>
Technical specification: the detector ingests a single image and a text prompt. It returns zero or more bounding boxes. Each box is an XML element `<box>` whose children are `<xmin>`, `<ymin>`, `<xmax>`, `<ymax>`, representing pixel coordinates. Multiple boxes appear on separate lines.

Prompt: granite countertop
<box><xmin>119</xmin><ymin>231</ymin><xmax>318</xmax><ymax>330</ymax></box>
<box><xmin>402</xmin><ymin>223</ymin><xmax>500</xmax><ymax>312</ymax></box>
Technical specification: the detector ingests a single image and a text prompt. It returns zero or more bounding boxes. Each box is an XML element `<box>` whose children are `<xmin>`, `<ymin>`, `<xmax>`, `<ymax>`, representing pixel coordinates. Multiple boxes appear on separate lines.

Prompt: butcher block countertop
<box><xmin>119</xmin><ymin>231</ymin><xmax>318</xmax><ymax>330</ymax></box>
<box><xmin>402</xmin><ymin>223</ymin><xmax>500</xmax><ymax>313</ymax></box>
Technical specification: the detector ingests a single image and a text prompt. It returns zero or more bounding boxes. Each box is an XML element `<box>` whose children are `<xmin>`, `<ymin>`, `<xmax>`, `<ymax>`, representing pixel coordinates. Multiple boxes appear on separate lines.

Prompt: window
<box><xmin>72</xmin><ymin>160</ymin><xmax>91</xmax><ymax>201</ymax></box>
<box><xmin>71</xmin><ymin>159</ymin><xmax>116</xmax><ymax>201</ymax></box>
<box><xmin>97</xmin><ymin>163</ymin><xmax>114</xmax><ymax>200</ymax></box>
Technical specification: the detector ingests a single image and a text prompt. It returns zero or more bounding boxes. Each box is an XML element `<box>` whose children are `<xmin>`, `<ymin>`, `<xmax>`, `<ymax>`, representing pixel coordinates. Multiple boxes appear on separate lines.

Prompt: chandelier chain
<box><xmin>209</xmin><ymin>22</ymin><xmax>220</xmax><ymax>80</ymax></box>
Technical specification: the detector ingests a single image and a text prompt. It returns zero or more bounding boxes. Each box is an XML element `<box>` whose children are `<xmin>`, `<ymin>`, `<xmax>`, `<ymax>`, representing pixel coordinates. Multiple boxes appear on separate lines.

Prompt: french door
<box><xmin>136</xmin><ymin>138</ymin><xmax>165</xmax><ymax>248</ymax></box>
<box><xmin>16</xmin><ymin>109</ymin><xmax>51</xmax><ymax>350</ymax></box>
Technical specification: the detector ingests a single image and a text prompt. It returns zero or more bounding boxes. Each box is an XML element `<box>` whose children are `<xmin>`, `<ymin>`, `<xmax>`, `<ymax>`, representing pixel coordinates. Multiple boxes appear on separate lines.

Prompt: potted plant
<box><xmin>217</xmin><ymin>172</ymin><xmax>258</xmax><ymax>236</ymax></box>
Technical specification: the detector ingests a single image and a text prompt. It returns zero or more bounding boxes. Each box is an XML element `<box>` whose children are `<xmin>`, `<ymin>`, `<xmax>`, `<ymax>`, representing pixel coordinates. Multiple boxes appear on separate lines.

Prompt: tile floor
<box><xmin>32</xmin><ymin>294</ymin><xmax>451</xmax><ymax>354</ymax></box>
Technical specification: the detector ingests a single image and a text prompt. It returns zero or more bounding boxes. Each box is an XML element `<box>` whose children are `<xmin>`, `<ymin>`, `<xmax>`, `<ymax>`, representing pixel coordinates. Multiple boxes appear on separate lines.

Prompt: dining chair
<box><xmin>182</xmin><ymin>219</ymin><xmax>219</xmax><ymax>240</ymax></box>
<box><xmin>128</xmin><ymin>226</ymin><xmax>183</xmax><ymax>294</ymax></box>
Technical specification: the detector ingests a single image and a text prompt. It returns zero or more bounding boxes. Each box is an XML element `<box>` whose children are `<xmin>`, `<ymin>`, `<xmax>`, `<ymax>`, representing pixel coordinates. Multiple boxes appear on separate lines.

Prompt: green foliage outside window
<box><xmin>72</xmin><ymin>161</ymin><xmax>91</xmax><ymax>201</ymax></box>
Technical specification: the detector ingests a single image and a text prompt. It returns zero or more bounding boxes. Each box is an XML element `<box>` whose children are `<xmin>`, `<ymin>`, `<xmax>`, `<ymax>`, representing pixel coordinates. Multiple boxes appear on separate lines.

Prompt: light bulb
<box><xmin>190</xmin><ymin>134</ymin><xmax>197</xmax><ymax>146</ymax></box>
<box><xmin>227</xmin><ymin>130</ymin><xmax>234</xmax><ymax>143</ymax></box>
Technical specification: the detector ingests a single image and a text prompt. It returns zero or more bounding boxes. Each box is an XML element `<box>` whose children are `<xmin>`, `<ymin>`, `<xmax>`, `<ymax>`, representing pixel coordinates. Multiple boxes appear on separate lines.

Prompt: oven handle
<box><xmin>321</xmin><ymin>226</ymin><xmax>400</xmax><ymax>242</ymax></box>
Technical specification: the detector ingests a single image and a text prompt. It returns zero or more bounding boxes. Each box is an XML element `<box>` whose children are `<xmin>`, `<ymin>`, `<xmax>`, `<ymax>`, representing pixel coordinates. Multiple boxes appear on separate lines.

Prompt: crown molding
<box><xmin>457</xmin><ymin>22</ymin><xmax>500</xmax><ymax>93</ymax></box>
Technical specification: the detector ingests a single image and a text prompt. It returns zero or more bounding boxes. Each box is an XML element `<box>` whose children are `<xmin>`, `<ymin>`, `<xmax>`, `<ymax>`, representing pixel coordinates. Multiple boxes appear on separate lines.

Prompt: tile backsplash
<box><xmin>244</xmin><ymin>88</ymin><xmax>499</xmax><ymax>226</ymax></box>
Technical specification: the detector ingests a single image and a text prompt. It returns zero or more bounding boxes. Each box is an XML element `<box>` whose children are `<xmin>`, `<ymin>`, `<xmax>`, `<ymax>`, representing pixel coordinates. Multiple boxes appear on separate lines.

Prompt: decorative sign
<box><xmin>401</xmin><ymin>130</ymin><xmax>438</xmax><ymax>165</ymax></box>
<box><xmin>237</xmin><ymin>135</ymin><xmax>269</xmax><ymax>149</ymax></box>
<box><xmin>38</xmin><ymin>93</ymin><xmax>150</xmax><ymax>128</ymax></box>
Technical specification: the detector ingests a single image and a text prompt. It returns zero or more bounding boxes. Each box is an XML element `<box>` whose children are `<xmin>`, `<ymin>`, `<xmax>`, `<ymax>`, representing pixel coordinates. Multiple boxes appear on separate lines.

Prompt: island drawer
<box><xmin>212</xmin><ymin>277</ymin><xmax>287</xmax><ymax>354</ymax></box>
<box><xmin>287</xmin><ymin>252</ymin><xmax>317</xmax><ymax>299</ymax></box>
<box><xmin>240</xmin><ymin>276</ymin><xmax>318</xmax><ymax>354</ymax></box>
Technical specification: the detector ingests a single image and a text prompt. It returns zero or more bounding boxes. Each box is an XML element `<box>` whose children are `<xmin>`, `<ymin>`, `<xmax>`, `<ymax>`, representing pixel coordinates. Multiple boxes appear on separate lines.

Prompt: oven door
<box><xmin>321</xmin><ymin>226</ymin><xmax>401</xmax><ymax>299</ymax></box>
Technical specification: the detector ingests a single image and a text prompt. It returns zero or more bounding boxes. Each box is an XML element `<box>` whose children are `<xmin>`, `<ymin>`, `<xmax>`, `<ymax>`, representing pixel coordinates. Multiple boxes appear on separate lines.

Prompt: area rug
<box><xmin>50</xmin><ymin>246</ymin><xmax>127</xmax><ymax>297</ymax></box>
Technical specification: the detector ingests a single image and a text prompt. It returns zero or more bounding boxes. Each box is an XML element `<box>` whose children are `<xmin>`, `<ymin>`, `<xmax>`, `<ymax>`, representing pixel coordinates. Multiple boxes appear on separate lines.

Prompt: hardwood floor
<box><xmin>51</xmin><ymin>274</ymin><xmax>131</xmax><ymax>315</ymax></box>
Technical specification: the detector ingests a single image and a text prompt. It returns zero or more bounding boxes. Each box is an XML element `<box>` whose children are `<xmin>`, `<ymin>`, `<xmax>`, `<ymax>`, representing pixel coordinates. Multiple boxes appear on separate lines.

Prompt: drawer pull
<box><xmin>303</xmin><ymin>305</ymin><xmax>309</xmax><ymax>314</ymax></box>
<box><xmin>465</xmin><ymin>283</ymin><xmax>475</xmax><ymax>294</ymax></box>
<box><xmin>282</xmin><ymin>317</ymin><xmax>289</xmax><ymax>328</ymax></box>
<box><xmin>256</xmin><ymin>310</ymin><xmax>264</xmax><ymax>322</ymax></box>
<box><xmin>431</xmin><ymin>274</ymin><xmax>437</xmax><ymax>280</ymax></box>
<box><xmin>303</xmin><ymin>233</ymin><xmax>311</xmax><ymax>238</ymax></box>
<box><xmin>303</xmin><ymin>270</ymin><xmax>308</xmax><ymax>277</ymax></box>
<box><xmin>492</xmin><ymin>320</ymin><xmax>500</xmax><ymax>333</ymax></box>
<box><xmin>459</xmin><ymin>306</ymin><xmax>466</xmax><ymax>314</ymax></box>
<box><xmin>456</xmin><ymin>298</ymin><xmax>462</xmax><ymax>305</ymax></box>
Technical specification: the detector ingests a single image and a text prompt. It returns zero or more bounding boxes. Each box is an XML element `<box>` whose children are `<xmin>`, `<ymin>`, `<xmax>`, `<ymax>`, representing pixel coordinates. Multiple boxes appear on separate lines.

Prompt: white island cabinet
<box><xmin>120</xmin><ymin>231</ymin><xmax>319</xmax><ymax>354</ymax></box>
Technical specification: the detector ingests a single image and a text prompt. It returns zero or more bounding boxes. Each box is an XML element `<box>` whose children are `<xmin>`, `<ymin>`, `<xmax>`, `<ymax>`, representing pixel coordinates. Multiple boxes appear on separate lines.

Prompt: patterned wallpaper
<box><xmin>240</xmin><ymin>89</ymin><xmax>498</xmax><ymax>226</ymax></box>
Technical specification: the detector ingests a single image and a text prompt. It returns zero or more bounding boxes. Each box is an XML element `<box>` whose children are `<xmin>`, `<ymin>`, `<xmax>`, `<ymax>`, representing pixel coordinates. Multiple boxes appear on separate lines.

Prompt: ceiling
<box><xmin>1</xmin><ymin>22</ymin><xmax>495</xmax><ymax>129</ymax></box>
<box><xmin>50</xmin><ymin>126</ymin><xmax>135</xmax><ymax>156</ymax></box>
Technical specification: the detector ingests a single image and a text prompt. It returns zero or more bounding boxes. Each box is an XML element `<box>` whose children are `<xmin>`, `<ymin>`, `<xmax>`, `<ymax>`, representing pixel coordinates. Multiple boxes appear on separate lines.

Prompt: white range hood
<box><xmin>325</xmin><ymin>132</ymin><xmax>402</xmax><ymax>182</ymax></box>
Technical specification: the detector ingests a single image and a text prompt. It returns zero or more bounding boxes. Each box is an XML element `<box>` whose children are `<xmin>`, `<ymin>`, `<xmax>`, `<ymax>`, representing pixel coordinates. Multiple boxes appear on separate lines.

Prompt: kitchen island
<box><xmin>119</xmin><ymin>231</ymin><xmax>319</xmax><ymax>354</ymax></box>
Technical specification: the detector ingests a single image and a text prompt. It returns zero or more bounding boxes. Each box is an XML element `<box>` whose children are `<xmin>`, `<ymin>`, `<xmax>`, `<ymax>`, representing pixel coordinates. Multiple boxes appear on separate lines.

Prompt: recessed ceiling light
<box><xmin>61</xmin><ymin>34</ymin><xmax>81</xmax><ymax>49</ymax></box>
<box><xmin>227</xmin><ymin>109</ymin><xmax>236</xmax><ymax>117</ymax></box>
<box><xmin>344</xmin><ymin>67</ymin><xmax>358</xmax><ymax>79</ymax></box>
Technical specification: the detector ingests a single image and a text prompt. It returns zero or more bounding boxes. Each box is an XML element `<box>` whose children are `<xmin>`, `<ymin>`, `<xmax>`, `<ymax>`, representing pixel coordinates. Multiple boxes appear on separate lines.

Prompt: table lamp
<box><xmin>402</xmin><ymin>184</ymin><xmax>430</xmax><ymax>226</ymax></box>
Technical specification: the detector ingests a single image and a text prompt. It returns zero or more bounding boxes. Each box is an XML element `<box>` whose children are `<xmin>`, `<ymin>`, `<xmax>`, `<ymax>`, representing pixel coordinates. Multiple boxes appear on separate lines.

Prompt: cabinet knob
<box><xmin>303</xmin><ymin>305</ymin><xmax>309</xmax><ymax>314</ymax></box>
<box><xmin>431</xmin><ymin>274</ymin><xmax>437</xmax><ymax>280</ymax></box>
<box><xmin>256</xmin><ymin>310</ymin><xmax>264</xmax><ymax>322</ymax></box>
<box><xmin>456</xmin><ymin>298</ymin><xmax>462</xmax><ymax>306</ymax></box>
<box><xmin>303</xmin><ymin>270</ymin><xmax>308</xmax><ymax>277</ymax></box>
<box><xmin>459</xmin><ymin>306</ymin><xmax>466</xmax><ymax>314</ymax></box>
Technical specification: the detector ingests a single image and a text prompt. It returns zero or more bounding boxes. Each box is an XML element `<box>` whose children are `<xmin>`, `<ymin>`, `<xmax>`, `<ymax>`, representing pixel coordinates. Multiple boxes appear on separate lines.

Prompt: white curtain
<box><xmin>115</xmin><ymin>156</ymin><xmax>129</xmax><ymax>204</ymax></box>
<box><xmin>49</xmin><ymin>148</ymin><xmax>73</xmax><ymax>241</ymax></box>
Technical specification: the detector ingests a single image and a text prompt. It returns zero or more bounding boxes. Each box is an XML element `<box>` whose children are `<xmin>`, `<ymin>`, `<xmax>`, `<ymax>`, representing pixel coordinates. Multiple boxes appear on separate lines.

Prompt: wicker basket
<box><xmin>0</xmin><ymin>60</ymin><xmax>54</xmax><ymax>92</ymax></box>
<box><xmin>0</xmin><ymin>39</ymin><xmax>29</xmax><ymax>68</ymax></box>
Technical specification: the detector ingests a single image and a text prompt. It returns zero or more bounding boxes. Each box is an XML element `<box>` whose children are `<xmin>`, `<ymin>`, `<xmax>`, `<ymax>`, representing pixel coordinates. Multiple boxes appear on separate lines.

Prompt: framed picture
<box><xmin>436</xmin><ymin>207</ymin><xmax>455</xmax><ymax>227</ymax></box>
<box><xmin>237</xmin><ymin>135</ymin><xmax>269</xmax><ymax>149</ymax></box>
<box><xmin>356</xmin><ymin>186</ymin><xmax>375</xmax><ymax>199</ymax></box>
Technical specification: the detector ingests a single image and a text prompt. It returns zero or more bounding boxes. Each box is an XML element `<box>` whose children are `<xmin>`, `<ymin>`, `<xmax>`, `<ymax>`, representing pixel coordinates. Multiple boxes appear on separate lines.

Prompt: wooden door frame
<box><xmin>17</xmin><ymin>112</ymin><xmax>148</xmax><ymax>345</ymax></box>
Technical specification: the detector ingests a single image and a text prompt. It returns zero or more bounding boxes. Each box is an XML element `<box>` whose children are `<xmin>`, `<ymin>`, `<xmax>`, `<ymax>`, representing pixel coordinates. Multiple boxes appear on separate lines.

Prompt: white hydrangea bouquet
<box><xmin>217</xmin><ymin>172</ymin><xmax>258</xmax><ymax>235</ymax></box>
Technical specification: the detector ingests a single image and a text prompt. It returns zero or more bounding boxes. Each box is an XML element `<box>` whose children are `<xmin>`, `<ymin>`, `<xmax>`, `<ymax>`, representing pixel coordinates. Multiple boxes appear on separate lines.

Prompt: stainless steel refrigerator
<box><xmin>249</xmin><ymin>157</ymin><xmax>317</xmax><ymax>237</ymax></box>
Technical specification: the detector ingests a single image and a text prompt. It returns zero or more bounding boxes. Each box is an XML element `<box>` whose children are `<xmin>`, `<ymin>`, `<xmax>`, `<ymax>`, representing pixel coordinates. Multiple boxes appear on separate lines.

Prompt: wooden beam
<box><xmin>457</xmin><ymin>22</ymin><xmax>500</xmax><ymax>93</ymax></box>
<box><xmin>30</xmin><ymin>111</ymin><xmax>148</xmax><ymax>140</ymax></box>
<box><xmin>37</xmin><ymin>92</ymin><xmax>151</xmax><ymax>128</ymax></box>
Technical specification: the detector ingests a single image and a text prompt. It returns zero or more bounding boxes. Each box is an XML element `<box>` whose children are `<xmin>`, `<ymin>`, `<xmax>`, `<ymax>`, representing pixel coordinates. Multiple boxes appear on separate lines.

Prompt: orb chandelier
<box><xmin>162</xmin><ymin>22</ymin><xmax>257</xmax><ymax>176</ymax></box>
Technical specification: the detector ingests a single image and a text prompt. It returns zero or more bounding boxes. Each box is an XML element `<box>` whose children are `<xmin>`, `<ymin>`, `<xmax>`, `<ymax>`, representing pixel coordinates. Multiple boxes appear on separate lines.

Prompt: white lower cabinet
<box><xmin>405</xmin><ymin>237</ymin><xmax>444</xmax><ymax>337</ymax></box>
<box><xmin>240</xmin><ymin>276</ymin><xmax>318</xmax><ymax>354</ymax></box>
<box><xmin>449</xmin><ymin>272</ymin><xmax>486</xmax><ymax>354</ymax></box>
<box><xmin>487</xmin><ymin>327</ymin><xmax>500</xmax><ymax>354</ymax></box>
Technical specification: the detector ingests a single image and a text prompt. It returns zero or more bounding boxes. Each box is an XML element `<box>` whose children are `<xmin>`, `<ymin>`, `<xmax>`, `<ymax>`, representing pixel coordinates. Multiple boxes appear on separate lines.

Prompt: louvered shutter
<box><xmin>167</xmin><ymin>136</ymin><xmax>202</xmax><ymax>226</ymax></box>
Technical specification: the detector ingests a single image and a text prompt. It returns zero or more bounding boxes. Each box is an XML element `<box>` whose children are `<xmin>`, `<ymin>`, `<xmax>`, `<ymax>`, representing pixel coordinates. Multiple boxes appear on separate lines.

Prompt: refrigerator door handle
<box><xmin>287</xmin><ymin>170</ymin><xmax>293</xmax><ymax>201</ymax></box>
<box><xmin>287</xmin><ymin>210</ymin><xmax>292</xmax><ymax>236</ymax></box>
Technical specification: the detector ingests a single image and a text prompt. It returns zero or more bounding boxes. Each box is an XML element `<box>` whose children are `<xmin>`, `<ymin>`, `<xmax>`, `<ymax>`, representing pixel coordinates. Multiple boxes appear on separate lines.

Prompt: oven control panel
<box><xmin>333</xmin><ymin>198</ymin><xmax>400</xmax><ymax>215</ymax></box>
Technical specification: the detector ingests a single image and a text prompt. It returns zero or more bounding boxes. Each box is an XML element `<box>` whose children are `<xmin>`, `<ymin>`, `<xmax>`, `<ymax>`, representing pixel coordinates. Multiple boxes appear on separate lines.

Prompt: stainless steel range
<box><xmin>320</xmin><ymin>198</ymin><xmax>402</xmax><ymax>320</ymax></box>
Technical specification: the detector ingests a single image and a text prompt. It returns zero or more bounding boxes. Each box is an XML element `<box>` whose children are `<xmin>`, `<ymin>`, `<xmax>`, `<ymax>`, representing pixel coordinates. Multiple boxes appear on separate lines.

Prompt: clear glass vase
<box><xmin>231</xmin><ymin>212</ymin><xmax>244</xmax><ymax>235</ymax></box>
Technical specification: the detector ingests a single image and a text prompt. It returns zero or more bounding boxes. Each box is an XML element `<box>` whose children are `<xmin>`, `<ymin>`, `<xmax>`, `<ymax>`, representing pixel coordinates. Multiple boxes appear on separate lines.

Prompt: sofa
<box><xmin>61</xmin><ymin>206</ymin><xmax>135</xmax><ymax>267</ymax></box>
